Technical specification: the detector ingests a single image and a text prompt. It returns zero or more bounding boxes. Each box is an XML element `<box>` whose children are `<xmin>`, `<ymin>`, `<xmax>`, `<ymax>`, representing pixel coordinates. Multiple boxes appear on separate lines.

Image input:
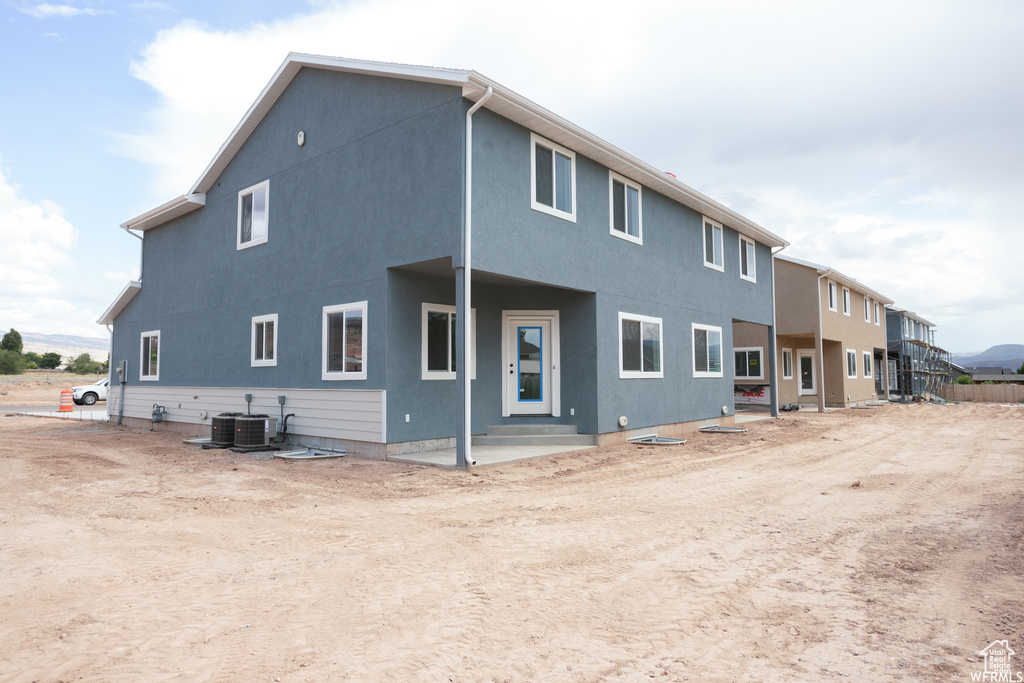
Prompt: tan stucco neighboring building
<box><xmin>735</xmin><ymin>255</ymin><xmax>894</xmax><ymax>411</ymax></box>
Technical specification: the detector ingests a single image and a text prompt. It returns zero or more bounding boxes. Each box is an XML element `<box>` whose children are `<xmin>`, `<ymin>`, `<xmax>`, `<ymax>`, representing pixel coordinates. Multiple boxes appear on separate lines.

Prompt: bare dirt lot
<box><xmin>0</xmin><ymin>373</ymin><xmax>106</xmax><ymax>407</ymax></box>
<box><xmin>0</xmin><ymin>402</ymin><xmax>1021</xmax><ymax>682</ymax></box>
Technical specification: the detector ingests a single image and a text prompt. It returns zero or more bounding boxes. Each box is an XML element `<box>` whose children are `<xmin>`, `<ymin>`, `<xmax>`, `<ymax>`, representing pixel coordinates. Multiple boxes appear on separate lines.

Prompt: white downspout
<box><xmin>816</xmin><ymin>270</ymin><xmax>832</xmax><ymax>413</ymax></box>
<box><xmin>770</xmin><ymin>245</ymin><xmax>786</xmax><ymax>416</ymax></box>
<box><xmin>462</xmin><ymin>86</ymin><xmax>492</xmax><ymax>469</ymax></box>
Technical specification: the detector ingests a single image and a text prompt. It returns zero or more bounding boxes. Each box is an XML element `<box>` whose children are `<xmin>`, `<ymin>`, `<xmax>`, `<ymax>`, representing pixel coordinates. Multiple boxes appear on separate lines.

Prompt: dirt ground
<box><xmin>0</xmin><ymin>401</ymin><xmax>1021</xmax><ymax>682</ymax></box>
<box><xmin>0</xmin><ymin>374</ymin><xmax>106</xmax><ymax>407</ymax></box>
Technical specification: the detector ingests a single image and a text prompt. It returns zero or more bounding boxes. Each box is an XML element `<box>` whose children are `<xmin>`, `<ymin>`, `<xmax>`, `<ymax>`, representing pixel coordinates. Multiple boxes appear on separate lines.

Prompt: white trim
<box><xmin>842</xmin><ymin>287</ymin><xmax>851</xmax><ymax>316</ymax></box>
<box><xmin>702</xmin><ymin>217</ymin><xmax>724</xmax><ymax>272</ymax></box>
<box><xmin>827</xmin><ymin>280</ymin><xmax>838</xmax><ymax>312</ymax></box>
<box><xmin>501</xmin><ymin>310</ymin><xmax>560</xmax><ymax>418</ymax></box>
<box><xmin>734</xmin><ymin>346</ymin><xmax>764</xmax><ymax>380</ymax></box>
<box><xmin>97</xmin><ymin>280</ymin><xmax>141</xmax><ymax>325</ymax></box>
<box><xmin>692</xmin><ymin>323</ymin><xmax>723</xmax><ymax>378</ymax></box>
<box><xmin>781</xmin><ymin>348</ymin><xmax>794</xmax><ymax>380</ymax></box>
<box><xmin>798</xmin><ymin>350</ymin><xmax>816</xmax><ymax>395</ymax></box>
<box><xmin>420</xmin><ymin>303</ymin><xmax>476</xmax><ymax>381</ymax></box>
<box><xmin>608</xmin><ymin>171</ymin><xmax>642</xmax><ymax>244</ymax></box>
<box><xmin>140</xmin><ymin>330</ymin><xmax>160</xmax><ymax>382</ymax></box>
<box><xmin>251</xmin><ymin>313</ymin><xmax>278</xmax><ymax>367</ymax></box>
<box><xmin>617</xmin><ymin>312</ymin><xmax>664</xmax><ymax>379</ymax></box>
<box><xmin>846</xmin><ymin>348</ymin><xmax>858</xmax><ymax>379</ymax></box>
<box><xmin>322</xmin><ymin>301</ymin><xmax>367</xmax><ymax>381</ymax></box>
<box><xmin>120</xmin><ymin>195</ymin><xmax>205</xmax><ymax>232</ymax></box>
<box><xmin>739</xmin><ymin>236</ymin><xmax>756</xmax><ymax>282</ymax></box>
<box><xmin>863</xmin><ymin>351</ymin><xmax>873</xmax><ymax>379</ymax></box>
<box><xmin>530</xmin><ymin>133</ymin><xmax>576</xmax><ymax>222</ymax></box>
<box><xmin>237</xmin><ymin>179</ymin><xmax>270</xmax><ymax>250</ymax></box>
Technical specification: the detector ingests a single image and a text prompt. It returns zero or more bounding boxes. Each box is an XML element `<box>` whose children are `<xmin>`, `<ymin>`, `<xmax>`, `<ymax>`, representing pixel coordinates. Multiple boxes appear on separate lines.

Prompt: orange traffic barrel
<box><xmin>58</xmin><ymin>389</ymin><xmax>74</xmax><ymax>412</ymax></box>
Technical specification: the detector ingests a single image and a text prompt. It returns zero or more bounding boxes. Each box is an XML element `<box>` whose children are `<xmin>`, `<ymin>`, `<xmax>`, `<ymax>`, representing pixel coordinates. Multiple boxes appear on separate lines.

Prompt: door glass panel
<box><xmin>518</xmin><ymin>326</ymin><xmax>542</xmax><ymax>401</ymax></box>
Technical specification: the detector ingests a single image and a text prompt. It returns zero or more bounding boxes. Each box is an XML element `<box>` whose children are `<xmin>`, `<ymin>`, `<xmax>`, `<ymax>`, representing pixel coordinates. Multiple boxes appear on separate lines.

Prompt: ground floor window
<box><xmin>619</xmin><ymin>312</ymin><xmax>663</xmax><ymax>379</ymax></box>
<box><xmin>421</xmin><ymin>303</ymin><xmax>476</xmax><ymax>380</ymax></box>
<box><xmin>692</xmin><ymin>323</ymin><xmax>723</xmax><ymax>378</ymax></box>
<box><xmin>782</xmin><ymin>348</ymin><xmax>793</xmax><ymax>380</ymax></box>
<box><xmin>847</xmin><ymin>349</ymin><xmax>858</xmax><ymax>379</ymax></box>
<box><xmin>863</xmin><ymin>351</ymin><xmax>873</xmax><ymax>379</ymax></box>
<box><xmin>251</xmin><ymin>314</ymin><xmax>277</xmax><ymax>367</ymax></box>
<box><xmin>140</xmin><ymin>330</ymin><xmax>160</xmax><ymax>381</ymax></box>
<box><xmin>323</xmin><ymin>301</ymin><xmax>367</xmax><ymax>380</ymax></box>
<box><xmin>734</xmin><ymin>347</ymin><xmax>763</xmax><ymax>379</ymax></box>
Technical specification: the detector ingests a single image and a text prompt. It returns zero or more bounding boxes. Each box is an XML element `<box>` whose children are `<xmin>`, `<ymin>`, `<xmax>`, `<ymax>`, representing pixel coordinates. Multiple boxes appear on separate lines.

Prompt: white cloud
<box><xmin>21</xmin><ymin>3</ymin><xmax>115</xmax><ymax>18</ymax></box>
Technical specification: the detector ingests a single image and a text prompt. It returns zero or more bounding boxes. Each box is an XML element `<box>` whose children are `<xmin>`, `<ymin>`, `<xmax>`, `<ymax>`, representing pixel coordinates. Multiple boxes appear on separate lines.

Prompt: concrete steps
<box><xmin>472</xmin><ymin>424</ymin><xmax>597</xmax><ymax>447</ymax></box>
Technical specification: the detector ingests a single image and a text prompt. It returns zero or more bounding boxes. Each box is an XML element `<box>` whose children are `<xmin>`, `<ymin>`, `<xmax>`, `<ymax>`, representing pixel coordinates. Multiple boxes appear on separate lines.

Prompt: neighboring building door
<box><xmin>503</xmin><ymin>311</ymin><xmax>560</xmax><ymax>416</ymax></box>
<box><xmin>798</xmin><ymin>350</ymin><xmax>816</xmax><ymax>396</ymax></box>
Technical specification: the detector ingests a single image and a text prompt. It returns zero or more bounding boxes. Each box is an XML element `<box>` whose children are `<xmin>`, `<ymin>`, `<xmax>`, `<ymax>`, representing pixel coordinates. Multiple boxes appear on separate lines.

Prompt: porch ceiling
<box><xmin>390</xmin><ymin>258</ymin><xmax>595</xmax><ymax>292</ymax></box>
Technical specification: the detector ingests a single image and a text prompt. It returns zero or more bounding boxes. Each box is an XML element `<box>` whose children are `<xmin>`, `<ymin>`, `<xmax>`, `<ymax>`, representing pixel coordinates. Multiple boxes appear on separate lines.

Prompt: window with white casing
<box><xmin>703</xmin><ymin>217</ymin><xmax>724</xmax><ymax>271</ymax></box>
<box><xmin>140</xmin><ymin>330</ymin><xmax>160</xmax><ymax>381</ymax></box>
<box><xmin>609</xmin><ymin>172</ymin><xmax>642</xmax><ymax>244</ymax></box>
<box><xmin>863</xmin><ymin>351</ymin><xmax>873</xmax><ymax>379</ymax></box>
<box><xmin>864</xmin><ymin>297</ymin><xmax>871</xmax><ymax>323</ymax></box>
<box><xmin>874</xmin><ymin>302</ymin><xmax>881</xmax><ymax>325</ymax></box>
<box><xmin>843</xmin><ymin>287</ymin><xmax>851</xmax><ymax>316</ymax></box>
<box><xmin>734</xmin><ymin>347</ymin><xmax>763</xmax><ymax>380</ymax></box>
<box><xmin>237</xmin><ymin>180</ymin><xmax>269</xmax><ymax>249</ymax></box>
<box><xmin>828</xmin><ymin>281</ymin><xmax>838</xmax><ymax>312</ymax></box>
<box><xmin>782</xmin><ymin>348</ymin><xmax>794</xmax><ymax>380</ymax></box>
<box><xmin>531</xmin><ymin>133</ymin><xmax>576</xmax><ymax>221</ymax></box>
<box><xmin>322</xmin><ymin>301</ymin><xmax>367</xmax><ymax>381</ymax></box>
<box><xmin>739</xmin><ymin>236</ymin><xmax>756</xmax><ymax>282</ymax></box>
<box><xmin>847</xmin><ymin>349</ymin><xmax>858</xmax><ymax>379</ymax></box>
<box><xmin>251</xmin><ymin>314</ymin><xmax>277</xmax><ymax>367</ymax></box>
<box><xmin>421</xmin><ymin>303</ymin><xmax>476</xmax><ymax>380</ymax></box>
<box><xmin>692</xmin><ymin>323</ymin><xmax>723</xmax><ymax>378</ymax></box>
<box><xmin>619</xmin><ymin>312</ymin><xmax>663</xmax><ymax>379</ymax></box>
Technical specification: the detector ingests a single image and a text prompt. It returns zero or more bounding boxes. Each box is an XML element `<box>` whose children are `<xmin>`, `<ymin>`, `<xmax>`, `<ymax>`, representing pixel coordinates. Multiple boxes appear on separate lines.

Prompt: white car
<box><xmin>72</xmin><ymin>377</ymin><xmax>110</xmax><ymax>405</ymax></box>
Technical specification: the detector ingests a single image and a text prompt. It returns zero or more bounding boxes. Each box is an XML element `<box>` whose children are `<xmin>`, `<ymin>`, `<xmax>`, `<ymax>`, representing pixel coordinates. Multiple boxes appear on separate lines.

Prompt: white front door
<box><xmin>798</xmin><ymin>350</ymin><xmax>816</xmax><ymax>396</ymax></box>
<box><xmin>503</xmin><ymin>311</ymin><xmax>560</xmax><ymax>416</ymax></box>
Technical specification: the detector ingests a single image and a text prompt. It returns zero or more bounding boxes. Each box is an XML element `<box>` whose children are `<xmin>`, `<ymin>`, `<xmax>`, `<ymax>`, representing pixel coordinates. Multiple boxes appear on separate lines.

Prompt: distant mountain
<box><xmin>953</xmin><ymin>344</ymin><xmax>1024</xmax><ymax>371</ymax></box>
<box><xmin>19</xmin><ymin>331</ymin><xmax>109</xmax><ymax>361</ymax></box>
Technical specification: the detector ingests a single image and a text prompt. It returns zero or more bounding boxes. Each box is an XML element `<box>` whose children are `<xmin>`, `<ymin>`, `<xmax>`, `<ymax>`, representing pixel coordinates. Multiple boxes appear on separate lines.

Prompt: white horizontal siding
<box><xmin>110</xmin><ymin>386</ymin><xmax>385</xmax><ymax>443</ymax></box>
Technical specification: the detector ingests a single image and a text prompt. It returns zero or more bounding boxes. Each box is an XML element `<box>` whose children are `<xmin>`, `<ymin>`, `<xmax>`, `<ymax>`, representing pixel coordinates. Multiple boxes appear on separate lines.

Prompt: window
<box><xmin>237</xmin><ymin>180</ymin><xmax>269</xmax><ymax>249</ymax></box>
<box><xmin>692</xmin><ymin>323</ymin><xmax>723</xmax><ymax>378</ymax></box>
<box><xmin>734</xmin><ymin>347</ymin><xmax>763</xmax><ymax>380</ymax></box>
<box><xmin>827</xmin><ymin>281</ymin><xmax>838</xmax><ymax>311</ymax></box>
<box><xmin>251</xmin><ymin>314</ymin><xmax>277</xmax><ymax>367</ymax></box>
<box><xmin>863</xmin><ymin>352</ymin><xmax>873</xmax><ymax>379</ymax></box>
<box><xmin>846</xmin><ymin>349</ymin><xmax>857</xmax><ymax>379</ymax></box>
<box><xmin>421</xmin><ymin>303</ymin><xmax>476</xmax><ymax>380</ymax></box>
<box><xmin>842</xmin><ymin>287</ymin><xmax>851</xmax><ymax>316</ymax></box>
<box><xmin>322</xmin><ymin>301</ymin><xmax>367</xmax><ymax>380</ymax></box>
<box><xmin>874</xmin><ymin>302</ymin><xmax>881</xmax><ymax>325</ymax></box>
<box><xmin>609</xmin><ymin>172</ymin><xmax>642</xmax><ymax>243</ymax></box>
<box><xmin>703</xmin><ymin>218</ymin><xmax>724</xmax><ymax>271</ymax></box>
<box><xmin>619</xmin><ymin>312</ymin><xmax>663</xmax><ymax>379</ymax></box>
<box><xmin>782</xmin><ymin>348</ymin><xmax>794</xmax><ymax>380</ymax></box>
<box><xmin>864</xmin><ymin>297</ymin><xmax>871</xmax><ymax>322</ymax></box>
<box><xmin>140</xmin><ymin>330</ymin><xmax>160</xmax><ymax>381</ymax></box>
<box><xmin>531</xmin><ymin>133</ymin><xmax>575</xmax><ymax>221</ymax></box>
<box><xmin>739</xmin><ymin>236</ymin><xmax>756</xmax><ymax>282</ymax></box>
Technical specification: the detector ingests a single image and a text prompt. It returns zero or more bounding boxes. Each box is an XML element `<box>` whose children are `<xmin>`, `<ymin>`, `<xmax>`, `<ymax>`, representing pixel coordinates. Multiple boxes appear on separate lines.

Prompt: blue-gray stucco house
<box><xmin>99</xmin><ymin>53</ymin><xmax>788</xmax><ymax>462</ymax></box>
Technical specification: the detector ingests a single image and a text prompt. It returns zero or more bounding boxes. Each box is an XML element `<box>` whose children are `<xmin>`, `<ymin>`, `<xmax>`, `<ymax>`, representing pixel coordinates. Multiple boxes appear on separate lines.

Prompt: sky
<box><xmin>1</xmin><ymin>0</ymin><xmax>1022</xmax><ymax>354</ymax></box>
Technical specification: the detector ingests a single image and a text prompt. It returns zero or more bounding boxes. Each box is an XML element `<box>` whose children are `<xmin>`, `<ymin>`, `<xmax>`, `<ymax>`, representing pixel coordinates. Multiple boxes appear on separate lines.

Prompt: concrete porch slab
<box><xmin>387</xmin><ymin>443</ymin><xmax>596</xmax><ymax>468</ymax></box>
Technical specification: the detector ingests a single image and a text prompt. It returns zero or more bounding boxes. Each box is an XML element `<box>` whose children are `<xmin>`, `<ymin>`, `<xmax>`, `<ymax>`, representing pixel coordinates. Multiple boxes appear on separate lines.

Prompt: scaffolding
<box><xmin>887</xmin><ymin>337</ymin><xmax>952</xmax><ymax>399</ymax></box>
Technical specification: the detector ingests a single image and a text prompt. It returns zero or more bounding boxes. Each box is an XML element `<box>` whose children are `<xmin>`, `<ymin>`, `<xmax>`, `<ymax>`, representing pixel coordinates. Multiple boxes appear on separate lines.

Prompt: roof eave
<box><xmin>121</xmin><ymin>194</ymin><xmax>206</xmax><ymax>232</ymax></box>
<box><xmin>97</xmin><ymin>280</ymin><xmax>142</xmax><ymax>325</ymax></box>
<box><xmin>775</xmin><ymin>254</ymin><xmax>894</xmax><ymax>305</ymax></box>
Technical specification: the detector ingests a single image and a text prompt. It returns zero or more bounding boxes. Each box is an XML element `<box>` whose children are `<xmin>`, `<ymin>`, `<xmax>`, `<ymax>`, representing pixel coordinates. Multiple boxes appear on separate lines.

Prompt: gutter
<box><xmin>815</xmin><ymin>269</ymin><xmax>832</xmax><ymax>413</ymax></box>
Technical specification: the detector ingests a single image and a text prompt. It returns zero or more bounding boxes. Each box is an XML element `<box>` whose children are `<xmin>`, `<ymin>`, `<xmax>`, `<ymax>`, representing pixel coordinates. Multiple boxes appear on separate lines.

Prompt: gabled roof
<box><xmin>97</xmin><ymin>280</ymin><xmax>142</xmax><ymax>325</ymax></box>
<box><xmin>123</xmin><ymin>53</ymin><xmax>788</xmax><ymax>248</ymax></box>
<box><xmin>121</xmin><ymin>194</ymin><xmax>205</xmax><ymax>232</ymax></box>
<box><xmin>774</xmin><ymin>253</ymin><xmax>894</xmax><ymax>305</ymax></box>
<box><xmin>886</xmin><ymin>307</ymin><xmax>936</xmax><ymax>328</ymax></box>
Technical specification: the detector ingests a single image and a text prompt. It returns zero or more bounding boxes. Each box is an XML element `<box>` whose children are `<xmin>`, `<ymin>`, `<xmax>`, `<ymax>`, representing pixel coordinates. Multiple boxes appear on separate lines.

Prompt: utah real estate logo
<box><xmin>972</xmin><ymin>640</ymin><xmax>1023</xmax><ymax>682</ymax></box>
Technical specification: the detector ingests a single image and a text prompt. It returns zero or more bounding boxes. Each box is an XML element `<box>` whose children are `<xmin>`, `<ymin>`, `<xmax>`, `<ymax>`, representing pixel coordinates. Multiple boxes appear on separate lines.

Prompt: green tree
<box><xmin>0</xmin><ymin>349</ymin><xmax>26</xmax><ymax>375</ymax></box>
<box><xmin>23</xmin><ymin>351</ymin><xmax>42</xmax><ymax>365</ymax></box>
<box><xmin>1</xmin><ymin>328</ymin><xmax>23</xmax><ymax>355</ymax></box>
<box><xmin>66</xmin><ymin>353</ymin><xmax>102</xmax><ymax>374</ymax></box>
<box><xmin>39</xmin><ymin>352</ymin><xmax>62</xmax><ymax>369</ymax></box>
<box><xmin>1016</xmin><ymin>362</ymin><xmax>1024</xmax><ymax>375</ymax></box>
<box><xmin>955</xmin><ymin>374</ymin><xmax>973</xmax><ymax>385</ymax></box>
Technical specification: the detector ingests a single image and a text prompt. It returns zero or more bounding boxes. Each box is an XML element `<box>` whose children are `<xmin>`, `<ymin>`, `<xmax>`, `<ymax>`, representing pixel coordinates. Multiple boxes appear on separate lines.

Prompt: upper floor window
<box><xmin>739</xmin><ymin>236</ymin><xmax>756</xmax><ymax>282</ymax></box>
<box><xmin>237</xmin><ymin>180</ymin><xmax>269</xmax><ymax>249</ymax></box>
<box><xmin>827</xmin><ymin>281</ymin><xmax>838</xmax><ymax>311</ymax></box>
<box><xmin>140</xmin><ymin>330</ymin><xmax>160</xmax><ymax>381</ymax></box>
<box><xmin>609</xmin><ymin>172</ymin><xmax>642</xmax><ymax>244</ymax></box>
<box><xmin>322</xmin><ymin>301</ymin><xmax>367</xmax><ymax>381</ymax></box>
<box><xmin>619</xmin><ymin>312</ymin><xmax>663</xmax><ymax>379</ymax></box>
<box><xmin>531</xmin><ymin>133</ymin><xmax>575</xmax><ymax>221</ymax></box>
<box><xmin>874</xmin><ymin>302</ymin><xmax>881</xmax><ymax>325</ymax></box>
<box><xmin>703</xmin><ymin>217</ymin><xmax>724</xmax><ymax>271</ymax></box>
<box><xmin>692</xmin><ymin>323</ymin><xmax>723</xmax><ymax>378</ymax></box>
<box><xmin>864</xmin><ymin>297</ymin><xmax>871</xmax><ymax>322</ymax></box>
<box><xmin>842</xmin><ymin>287</ymin><xmax>851</xmax><ymax>316</ymax></box>
<box><xmin>422</xmin><ymin>303</ymin><xmax>476</xmax><ymax>380</ymax></box>
<box><xmin>251</xmin><ymin>314</ymin><xmax>277</xmax><ymax>367</ymax></box>
<box><xmin>734</xmin><ymin>347</ymin><xmax>763</xmax><ymax>380</ymax></box>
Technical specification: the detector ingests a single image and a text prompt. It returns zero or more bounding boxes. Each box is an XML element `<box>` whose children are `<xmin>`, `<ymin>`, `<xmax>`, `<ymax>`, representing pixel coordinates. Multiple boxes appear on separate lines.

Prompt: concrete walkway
<box><xmin>388</xmin><ymin>443</ymin><xmax>596</xmax><ymax>468</ymax></box>
<box><xmin>3</xmin><ymin>407</ymin><xmax>109</xmax><ymax>422</ymax></box>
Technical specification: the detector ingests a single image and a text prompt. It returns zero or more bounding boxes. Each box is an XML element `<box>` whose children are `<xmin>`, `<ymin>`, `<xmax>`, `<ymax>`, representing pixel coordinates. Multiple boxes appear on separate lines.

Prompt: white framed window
<box><xmin>251</xmin><ymin>314</ymin><xmax>277</xmax><ymax>367</ymax></box>
<box><xmin>846</xmin><ymin>349</ymin><xmax>857</xmax><ymax>379</ymax></box>
<box><xmin>863</xmin><ymin>351</ymin><xmax>873</xmax><ymax>379</ymax></box>
<box><xmin>140</xmin><ymin>330</ymin><xmax>160</xmax><ymax>381</ymax></box>
<box><xmin>237</xmin><ymin>180</ymin><xmax>269</xmax><ymax>249</ymax></box>
<box><xmin>703</xmin><ymin>217</ymin><xmax>724</xmax><ymax>271</ymax></box>
<box><xmin>874</xmin><ymin>302</ymin><xmax>881</xmax><ymax>325</ymax></box>
<box><xmin>421</xmin><ymin>303</ymin><xmax>476</xmax><ymax>380</ymax></box>
<box><xmin>734</xmin><ymin>347</ymin><xmax>763</xmax><ymax>380</ymax></box>
<box><xmin>609</xmin><ymin>172</ymin><xmax>642</xmax><ymax>244</ymax></box>
<box><xmin>827</xmin><ymin>281</ymin><xmax>838</xmax><ymax>312</ymax></box>
<box><xmin>692</xmin><ymin>323</ymin><xmax>723</xmax><ymax>378</ymax></box>
<box><xmin>864</xmin><ymin>297</ymin><xmax>871</xmax><ymax>322</ymax></box>
<box><xmin>782</xmin><ymin>348</ymin><xmax>794</xmax><ymax>380</ymax></box>
<box><xmin>531</xmin><ymin>133</ymin><xmax>576</xmax><ymax>222</ymax></box>
<box><xmin>619</xmin><ymin>312</ymin><xmax>663</xmax><ymax>379</ymax></box>
<box><xmin>842</xmin><ymin>287</ymin><xmax>851</xmax><ymax>316</ymax></box>
<box><xmin>322</xmin><ymin>301</ymin><xmax>367</xmax><ymax>381</ymax></box>
<box><xmin>739</xmin><ymin>236</ymin><xmax>756</xmax><ymax>282</ymax></box>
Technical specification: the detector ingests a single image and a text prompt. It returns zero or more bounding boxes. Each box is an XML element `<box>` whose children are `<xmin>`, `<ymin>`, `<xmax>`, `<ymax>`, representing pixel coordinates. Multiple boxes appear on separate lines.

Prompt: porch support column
<box><xmin>768</xmin><ymin>325</ymin><xmax>779</xmax><ymax>417</ymax></box>
<box><xmin>815</xmin><ymin>333</ymin><xmax>826</xmax><ymax>413</ymax></box>
<box><xmin>455</xmin><ymin>266</ymin><xmax>469</xmax><ymax>468</ymax></box>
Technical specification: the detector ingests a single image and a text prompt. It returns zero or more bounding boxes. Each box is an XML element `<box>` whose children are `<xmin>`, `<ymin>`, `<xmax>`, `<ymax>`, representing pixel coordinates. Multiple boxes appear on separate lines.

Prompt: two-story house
<box><xmin>99</xmin><ymin>53</ymin><xmax>788</xmax><ymax>463</ymax></box>
<box><xmin>735</xmin><ymin>255</ymin><xmax>893</xmax><ymax>410</ymax></box>
<box><xmin>885</xmin><ymin>308</ymin><xmax>950</xmax><ymax>399</ymax></box>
